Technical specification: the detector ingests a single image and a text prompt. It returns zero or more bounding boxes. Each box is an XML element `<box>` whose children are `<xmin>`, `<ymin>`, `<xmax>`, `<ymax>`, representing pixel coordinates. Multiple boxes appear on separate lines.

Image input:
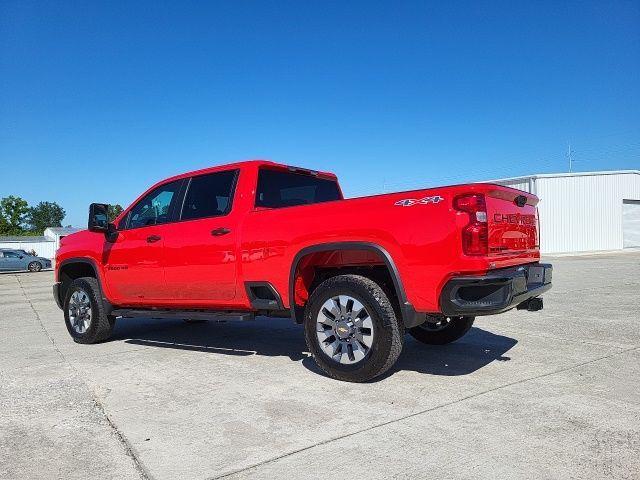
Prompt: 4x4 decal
<box><xmin>394</xmin><ymin>195</ymin><xmax>444</xmax><ymax>207</ymax></box>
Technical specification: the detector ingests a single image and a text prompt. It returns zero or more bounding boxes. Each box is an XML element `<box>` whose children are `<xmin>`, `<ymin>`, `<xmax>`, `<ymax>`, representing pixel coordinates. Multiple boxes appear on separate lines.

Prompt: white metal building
<box><xmin>0</xmin><ymin>227</ymin><xmax>80</xmax><ymax>259</ymax></box>
<box><xmin>490</xmin><ymin>170</ymin><xmax>640</xmax><ymax>254</ymax></box>
<box><xmin>0</xmin><ymin>235</ymin><xmax>56</xmax><ymax>258</ymax></box>
<box><xmin>43</xmin><ymin>227</ymin><xmax>81</xmax><ymax>251</ymax></box>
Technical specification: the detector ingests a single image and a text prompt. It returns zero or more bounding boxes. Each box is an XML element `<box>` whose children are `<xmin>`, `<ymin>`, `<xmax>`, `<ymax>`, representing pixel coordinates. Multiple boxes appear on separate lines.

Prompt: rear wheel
<box><xmin>63</xmin><ymin>277</ymin><xmax>116</xmax><ymax>344</ymax></box>
<box><xmin>304</xmin><ymin>274</ymin><xmax>403</xmax><ymax>382</ymax></box>
<box><xmin>27</xmin><ymin>261</ymin><xmax>42</xmax><ymax>272</ymax></box>
<box><xmin>408</xmin><ymin>316</ymin><xmax>474</xmax><ymax>345</ymax></box>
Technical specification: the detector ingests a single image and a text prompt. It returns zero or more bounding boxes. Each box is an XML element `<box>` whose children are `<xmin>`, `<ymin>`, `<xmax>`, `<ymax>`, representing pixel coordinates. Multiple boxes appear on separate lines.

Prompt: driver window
<box><xmin>126</xmin><ymin>180</ymin><xmax>182</xmax><ymax>229</ymax></box>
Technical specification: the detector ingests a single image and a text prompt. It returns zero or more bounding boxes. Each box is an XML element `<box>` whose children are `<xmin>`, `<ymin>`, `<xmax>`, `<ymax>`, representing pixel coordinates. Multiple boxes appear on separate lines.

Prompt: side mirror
<box><xmin>105</xmin><ymin>222</ymin><xmax>118</xmax><ymax>242</ymax></box>
<box><xmin>88</xmin><ymin>203</ymin><xmax>109</xmax><ymax>232</ymax></box>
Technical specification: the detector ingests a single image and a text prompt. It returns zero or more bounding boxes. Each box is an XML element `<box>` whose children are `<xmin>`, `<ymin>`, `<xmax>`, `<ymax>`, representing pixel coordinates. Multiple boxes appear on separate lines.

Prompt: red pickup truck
<box><xmin>54</xmin><ymin>160</ymin><xmax>552</xmax><ymax>382</ymax></box>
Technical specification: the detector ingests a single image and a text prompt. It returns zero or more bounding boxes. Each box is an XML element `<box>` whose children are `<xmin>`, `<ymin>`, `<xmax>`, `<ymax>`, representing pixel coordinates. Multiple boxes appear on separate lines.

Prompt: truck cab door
<box><xmin>162</xmin><ymin>169</ymin><xmax>240</xmax><ymax>306</ymax></box>
<box><xmin>102</xmin><ymin>179</ymin><xmax>184</xmax><ymax>304</ymax></box>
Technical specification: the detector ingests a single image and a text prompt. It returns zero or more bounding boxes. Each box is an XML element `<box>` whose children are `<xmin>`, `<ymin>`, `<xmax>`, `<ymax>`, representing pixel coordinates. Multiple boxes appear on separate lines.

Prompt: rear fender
<box><xmin>288</xmin><ymin>242</ymin><xmax>422</xmax><ymax>328</ymax></box>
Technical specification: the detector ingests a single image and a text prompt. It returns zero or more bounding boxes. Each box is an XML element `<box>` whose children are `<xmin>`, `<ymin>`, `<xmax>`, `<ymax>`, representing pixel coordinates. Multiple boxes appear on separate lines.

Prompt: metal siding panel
<box><xmin>536</xmin><ymin>178</ymin><xmax>569</xmax><ymax>253</ymax></box>
<box><xmin>0</xmin><ymin>240</ymin><xmax>56</xmax><ymax>259</ymax></box>
<box><xmin>493</xmin><ymin>179</ymin><xmax>532</xmax><ymax>193</ymax></box>
<box><xmin>535</xmin><ymin>173</ymin><xmax>640</xmax><ymax>253</ymax></box>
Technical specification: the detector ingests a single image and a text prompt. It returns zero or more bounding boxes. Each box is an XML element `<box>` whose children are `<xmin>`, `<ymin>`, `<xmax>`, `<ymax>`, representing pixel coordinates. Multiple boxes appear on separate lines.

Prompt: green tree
<box><xmin>108</xmin><ymin>204</ymin><xmax>124</xmax><ymax>222</ymax></box>
<box><xmin>0</xmin><ymin>196</ymin><xmax>29</xmax><ymax>235</ymax></box>
<box><xmin>0</xmin><ymin>215</ymin><xmax>8</xmax><ymax>235</ymax></box>
<box><xmin>25</xmin><ymin>201</ymin><xmax>65</xmax><ymax>234</ymax></box>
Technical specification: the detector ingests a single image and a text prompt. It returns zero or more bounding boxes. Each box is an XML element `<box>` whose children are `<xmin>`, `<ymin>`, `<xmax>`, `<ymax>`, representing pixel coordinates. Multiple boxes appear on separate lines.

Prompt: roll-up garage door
<box><xmin>622</xmin><ymin>200</ymin><xmax>640</xmax><ymax>248</ymax></box>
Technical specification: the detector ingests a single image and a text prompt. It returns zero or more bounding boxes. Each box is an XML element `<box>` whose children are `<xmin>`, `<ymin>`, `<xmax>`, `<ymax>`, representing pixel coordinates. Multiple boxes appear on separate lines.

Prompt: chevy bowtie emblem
<box><xmin>394</xmin><ymin>195</ymin><xmax>444</xmax><ymax>207</ymax></box>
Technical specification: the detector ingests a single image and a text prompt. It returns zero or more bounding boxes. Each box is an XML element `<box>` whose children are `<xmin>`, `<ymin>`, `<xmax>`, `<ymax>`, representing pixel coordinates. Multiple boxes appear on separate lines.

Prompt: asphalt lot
<box><xmin>1</xmin><ymin>253</ymin><xmax>639</xmax><ymax>480</ymax></box>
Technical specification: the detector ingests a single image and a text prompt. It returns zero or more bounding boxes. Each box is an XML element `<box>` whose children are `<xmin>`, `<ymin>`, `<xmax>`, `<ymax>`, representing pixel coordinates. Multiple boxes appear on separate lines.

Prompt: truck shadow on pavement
<box><xmin>116</xmin><ymin>316</ymin><xmax>517</xmax><ymax>380</ymax></box>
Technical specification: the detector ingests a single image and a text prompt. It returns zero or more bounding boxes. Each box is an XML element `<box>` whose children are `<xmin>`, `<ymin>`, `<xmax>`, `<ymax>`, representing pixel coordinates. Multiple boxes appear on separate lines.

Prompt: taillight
<box><xmin>536</xmin><ymin>207</ymin><xmax>541</xmax><ymax>248</ymax></box>
<box><xmin>454</xmin><ymin>193</ymin><xmax>488</xmax><ymax>255</ymax></box>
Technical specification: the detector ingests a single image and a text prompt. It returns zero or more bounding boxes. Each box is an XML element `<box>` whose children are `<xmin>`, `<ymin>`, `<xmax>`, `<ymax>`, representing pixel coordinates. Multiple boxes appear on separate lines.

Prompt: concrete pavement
<box><xmin>1</xmin><ymin>253</ymin><xmax>639</xmax><ymax>479</ymax></box>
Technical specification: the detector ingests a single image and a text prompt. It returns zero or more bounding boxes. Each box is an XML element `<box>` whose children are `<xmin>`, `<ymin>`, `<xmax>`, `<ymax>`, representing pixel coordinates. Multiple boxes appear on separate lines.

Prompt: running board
<box><xmin>111</xmin><ymin>309</ymin><xmax>255</xmax><ymax>322</ymax></box>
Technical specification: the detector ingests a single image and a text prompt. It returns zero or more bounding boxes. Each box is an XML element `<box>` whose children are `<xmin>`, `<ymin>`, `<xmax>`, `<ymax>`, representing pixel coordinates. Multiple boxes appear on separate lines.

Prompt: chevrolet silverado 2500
<box><xmin>54</xmin><ymin>160</ymin><xmax>552</xmax><ymax>382</ymax></box>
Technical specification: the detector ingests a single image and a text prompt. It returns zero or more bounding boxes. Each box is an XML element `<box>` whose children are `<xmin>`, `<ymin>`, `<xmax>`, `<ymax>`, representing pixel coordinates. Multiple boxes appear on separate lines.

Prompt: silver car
<box><xmin>0</xmin><ymin>249</ymin><xmax>52</xmax><ymax>272</ymax></box>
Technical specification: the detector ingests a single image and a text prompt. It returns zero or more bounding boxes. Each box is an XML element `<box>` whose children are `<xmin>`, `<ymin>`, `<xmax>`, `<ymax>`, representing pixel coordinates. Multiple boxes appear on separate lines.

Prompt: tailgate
<box><xmin>485</xmin><ymin>186</ymin><xmax>539</xmax><ymax>255</ymax></box>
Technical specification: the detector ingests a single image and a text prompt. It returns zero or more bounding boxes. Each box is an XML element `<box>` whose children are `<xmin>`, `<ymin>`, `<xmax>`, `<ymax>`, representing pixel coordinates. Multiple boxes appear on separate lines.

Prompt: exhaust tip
<box><xmin>516</xmin><ymin>297</ymin><xmax>544</xmax><ymax>312</ymax></box>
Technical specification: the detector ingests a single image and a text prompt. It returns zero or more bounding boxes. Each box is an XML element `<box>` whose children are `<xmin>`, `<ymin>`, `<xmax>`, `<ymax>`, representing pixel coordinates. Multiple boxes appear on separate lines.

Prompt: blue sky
<box><xmin>1</xmin><ymin>1</ymin><xmax>639</xmax><ymax>227</ymax></box>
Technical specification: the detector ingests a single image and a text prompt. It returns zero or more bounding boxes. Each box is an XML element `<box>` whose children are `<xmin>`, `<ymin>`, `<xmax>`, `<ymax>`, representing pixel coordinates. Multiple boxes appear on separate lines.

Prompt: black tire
<box><xmin>27</xmin><ymin>261</ymin><xmax>42</xmax><ymax>272</ymax></box>
<box><xmin>304</xmin><ymin>274</ymin><xmax>404</xmax><ymax>382</ymax></box>
<box><xmin>408</xmin><ymin>316</ymin><xmax>474</xmax><ymax>345</ymax></box>
<box><xmin>63</xmin><ymin>277</ymin><xmax>116</xmax><ymax>344</ymax></box>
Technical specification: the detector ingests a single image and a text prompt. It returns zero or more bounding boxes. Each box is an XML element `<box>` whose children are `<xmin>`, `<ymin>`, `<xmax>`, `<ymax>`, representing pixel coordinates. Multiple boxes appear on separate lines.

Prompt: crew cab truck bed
<box><xmin>54</xmin><ymin>160</ymin><xmax>552</xmax><ymax>382</ymax></box>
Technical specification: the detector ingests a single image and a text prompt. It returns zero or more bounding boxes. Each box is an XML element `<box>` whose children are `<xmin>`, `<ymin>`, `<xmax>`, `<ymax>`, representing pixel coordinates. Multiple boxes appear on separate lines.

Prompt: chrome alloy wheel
<box><xmin>316</xmin><ymin>295</ymin><xmax>374</xmax><ymax>365</ymax></box>
<box><xmin>68</xmin><ymin>289</ymin><xmax>92</xmax><ymax>334</ymax></box>
<box><xmin>418</xmin><ymin>316</ymin><xmax>453</xmax><ymax>332</ymax></box>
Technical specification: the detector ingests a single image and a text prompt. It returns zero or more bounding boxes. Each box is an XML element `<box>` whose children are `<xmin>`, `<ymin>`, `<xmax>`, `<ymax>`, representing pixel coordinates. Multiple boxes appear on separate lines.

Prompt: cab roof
<box><xmin>162</xmin><ymin>159</ymin><xmax>338</xmax><ymax>184</ymax></box>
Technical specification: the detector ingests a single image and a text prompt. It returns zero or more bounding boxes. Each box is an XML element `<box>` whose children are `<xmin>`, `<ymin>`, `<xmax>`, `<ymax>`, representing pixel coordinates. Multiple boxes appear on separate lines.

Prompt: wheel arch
<box><xmin>288</xmin><ymin>242</ymin><xmax>420</xmax><ymax>327</ymax></box>
<box><xmin>57</xmin><ymin>257</ymin><xmax>113</xmax><ymax>314</ymax></box>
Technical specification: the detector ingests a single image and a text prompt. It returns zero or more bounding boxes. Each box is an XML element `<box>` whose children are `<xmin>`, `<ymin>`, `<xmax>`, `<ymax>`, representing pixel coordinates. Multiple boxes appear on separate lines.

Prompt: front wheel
<box><xmin>303</xmin><ymin>274</ymin><xmax>403</xmax><ymax>382</ymax></box>
<box><xmin>63</xmin><ymin>277</ymin><xmax>116</xmax><ymax>344</ymax></box>
<box><xmin>27</xmin><ymin>261</ymin><xmax>42</xmax><ymax>272</ymax></box>
<box><xmin>408</xmin><ymin>316</ymin><xmax>474</xmax><ymax>345</ymax></box>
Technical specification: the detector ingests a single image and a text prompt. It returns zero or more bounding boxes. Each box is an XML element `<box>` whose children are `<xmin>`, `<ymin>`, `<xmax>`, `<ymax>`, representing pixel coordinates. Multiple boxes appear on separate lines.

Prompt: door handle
<box><xmin>146</xmin><ymin>235</ymin><xmax>161</xmax><ymax>243</ymax></box>
<box><xmin>211</xmin><ymin>227</ymin><xmax>231</xmax><ymax>236</ymax></box>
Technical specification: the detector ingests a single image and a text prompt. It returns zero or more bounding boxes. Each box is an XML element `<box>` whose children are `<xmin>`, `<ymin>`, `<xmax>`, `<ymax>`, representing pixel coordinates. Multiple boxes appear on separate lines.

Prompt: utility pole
<box><xmin>567</xmin><ymin>143</ymin><xmax>574</xmax><ymax>172</ymax></box>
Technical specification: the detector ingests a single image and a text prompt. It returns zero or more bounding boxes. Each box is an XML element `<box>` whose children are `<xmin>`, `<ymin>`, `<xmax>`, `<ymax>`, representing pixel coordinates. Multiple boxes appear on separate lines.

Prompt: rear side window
<box><xmin>180</xmin><ymin>170</ymin><xmax>238</xmax><ymax>221</ymax></box>
<box><xmin>255</xmin><ymin>169</ymin><xmax>341</xmax><ymax>208</ymax></box>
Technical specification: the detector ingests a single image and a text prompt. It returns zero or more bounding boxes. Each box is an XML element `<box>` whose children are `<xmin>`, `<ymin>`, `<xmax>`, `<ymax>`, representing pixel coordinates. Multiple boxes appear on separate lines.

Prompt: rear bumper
<box><xmin>440</xmin><ymin>263</ymin><xmax>552</xmax><ymax>317</ymax></box>
<box><xmin>53</xmin><ymin>282</ymin><xmax>63</xmax><ymax>309</ymax></box>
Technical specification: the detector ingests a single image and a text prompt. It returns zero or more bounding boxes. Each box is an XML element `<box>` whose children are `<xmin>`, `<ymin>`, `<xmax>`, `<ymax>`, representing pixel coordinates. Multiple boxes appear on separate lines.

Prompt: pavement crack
<box><xmin>15</xmin><ymin>275</ymin><xmax>152</xmax><ymax>480</ymax></box>
<box><xmin>16</xmin><ymin>275</ymin><xmax>67</xmax><ymax>362</ymax></box>
<box><xmin>209</xmin><ymin>344</ymin><xmax>640</xmax><ymax>479</ymax></box>
<box><xmin>91</xmin><ymin>396</ymin><xmax>153</xmax><ymax>480</ymax></box>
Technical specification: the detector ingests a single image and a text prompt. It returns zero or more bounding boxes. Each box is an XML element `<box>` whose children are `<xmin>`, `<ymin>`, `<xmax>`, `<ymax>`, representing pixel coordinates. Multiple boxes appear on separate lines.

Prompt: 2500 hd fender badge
<box><xmin>395</xmin><ymin>195</ymin><xmax>444</xmax><ymax>207</ymax></box>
